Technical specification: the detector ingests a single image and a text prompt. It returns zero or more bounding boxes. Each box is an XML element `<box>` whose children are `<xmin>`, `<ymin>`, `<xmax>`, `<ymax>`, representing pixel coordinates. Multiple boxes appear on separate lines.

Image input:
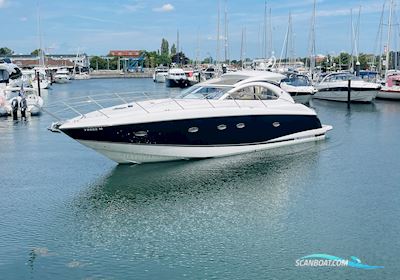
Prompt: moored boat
<box><xmin>51</xmin><ymin>73</ymin><xmax>332</xmax><ymax>164</ymax></box>
<box><xmin>314</xmin><ymin>72</ymin><xmax>380</xmax><ymax>102</ymax></box>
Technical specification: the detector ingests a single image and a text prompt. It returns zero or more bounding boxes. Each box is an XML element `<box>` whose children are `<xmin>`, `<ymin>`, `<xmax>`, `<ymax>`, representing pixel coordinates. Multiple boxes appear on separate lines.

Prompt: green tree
<box><xmin>170</xmin><ymin>43</ymin><xmax>177</xmax><ymax>56</ymax></box>
<box><xmin>161</xmin><ymin>38</ymin><xmax>169</xmax><ymax>57</ymax></box>
<box><xmin>172</xmin><ymin>52</ymin><xmax>189</xmax><ymax>65</ymax></box>
<box><xmin>0</xmin><ymin>47</ymin><xmax>14</xmax><ymax>56</ymax></box>
<box><xmin>31</xmin><ymin>49</ymin><xmax>44</xmax><ymax>56</ymax></box>
<box><xmin>89</xmin><ymin>56</ymin><xmax>107</xmax><ymax>70</ymax></box>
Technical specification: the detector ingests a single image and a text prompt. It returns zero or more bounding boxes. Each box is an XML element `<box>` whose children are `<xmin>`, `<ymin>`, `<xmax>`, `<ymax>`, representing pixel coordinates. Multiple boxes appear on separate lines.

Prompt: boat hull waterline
<box><xmin>314</xmin><ymin>89</ymin><xmax>377</xmax><ymax>102</ymax></box>
<box><xmin>75</xmin><ymin>126</ymin><xmax>331</xmax><ymax>164</ymax></box>
<box><xmin>59</xmin><ymin>112</ymin><xmax>331</xmax><ymax>164</ymax></box>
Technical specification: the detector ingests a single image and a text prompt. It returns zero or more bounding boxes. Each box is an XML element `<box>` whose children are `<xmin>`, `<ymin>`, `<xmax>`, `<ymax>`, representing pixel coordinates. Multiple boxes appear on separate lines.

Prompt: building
<box><xmin>3</xmin><ymin>53</ymin><xmax>90</xmax><ymax>69</ymax></box>
<box><xmin>108</xmin><ymin>50</ymin><xmax>145</xmax><ymax>72</ymax></box>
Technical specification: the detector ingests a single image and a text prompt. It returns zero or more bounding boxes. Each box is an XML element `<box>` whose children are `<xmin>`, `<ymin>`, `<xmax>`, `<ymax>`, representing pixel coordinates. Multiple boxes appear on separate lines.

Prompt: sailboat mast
<box><xmin>263</xmin><ymin>1</ymin><xmax>267</xmax><ymax>58</ymax></box>
<box><xmin>309</xmin><ymin>0</ymin><xmax>316</xmax><ymax>78</ymax></box>
<box><xmin>216</xmin><ymin>0</ymin><xmax>220</xmax><ymax>65</ymax></box>
<box><xmin>386</xmin><ymin>0</ymin><xmax>394</xmax><ymax>76</ymax></box>
<box><xmin>177</xmin><ymin>30</ymin><xmax>180</xmax><ymax>65</ymax></box>
<box><xmin>350</xmin><ymin>9</ymin><xmax>354</xmax><ymax>71</ymax></box>
<box><xmin>240</xmin><ymin>27</ymin><xmax>244</xmax><ymax>69</ymax></box>
<box><xmin>268</xmin><ymin>7</ymin><xmax>273</xmax><ymax>57</ymax></box>
<box><xmin>36</xmin><ymin>0</ymin><xmax>44</xmax><ymax>67</ymax></box>
<box><xmin>224</xmin><ymin>0</ymin><xmax>228</xmax><ymax>64</ymax></box>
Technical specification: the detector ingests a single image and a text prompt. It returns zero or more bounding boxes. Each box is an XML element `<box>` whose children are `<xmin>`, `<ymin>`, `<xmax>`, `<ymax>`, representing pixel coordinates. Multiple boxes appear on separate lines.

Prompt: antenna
<box><xmin>216</xmin><ymin>0</ymin><xmax>221</xmax><ymax>65</ymax></box>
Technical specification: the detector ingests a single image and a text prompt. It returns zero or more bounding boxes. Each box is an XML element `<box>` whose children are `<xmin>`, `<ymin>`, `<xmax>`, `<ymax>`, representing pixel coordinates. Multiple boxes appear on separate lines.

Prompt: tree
<box><xmin>172</xmin><ymin>52</ymin><xmax>189</xmax><ymax>65</ymax></box>
<box><xmin>0</xmin><ymin>47</ymin><xmax>14</xmax><ymax>56</ymax></box>
<box><xmin>161</xmin><ymin>38</ymin><xmax>169</xmax><ymax>57</ymax></box>
<box><xmin>31</xmin><ymin>49</ymin><xmax>44</xmax><ymax>56</ymax></box>
<box><xmin>89</xmin><ymin>56</ymin><xmax>107</xmax><ymax>70</ymax></box>
<box><xmin>170</xmin><ymin>43</ymin><xmax>177</xmax><ymax>56</ymax></box>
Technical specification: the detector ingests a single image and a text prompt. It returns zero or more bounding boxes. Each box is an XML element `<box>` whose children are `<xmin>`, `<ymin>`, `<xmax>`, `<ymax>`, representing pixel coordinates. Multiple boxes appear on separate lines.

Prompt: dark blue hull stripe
<box><xmin>61</xmin><ymin>115</ymin><xmax>322</xmax><ymax>146</ymax></box>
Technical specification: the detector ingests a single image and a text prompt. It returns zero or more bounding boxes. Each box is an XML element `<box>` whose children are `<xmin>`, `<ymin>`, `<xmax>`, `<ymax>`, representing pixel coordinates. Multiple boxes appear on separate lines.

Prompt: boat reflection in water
<box><xmin>70</xmin><ymin>141</ymin><xmax>325</xmax><ymax>255</ymax></box>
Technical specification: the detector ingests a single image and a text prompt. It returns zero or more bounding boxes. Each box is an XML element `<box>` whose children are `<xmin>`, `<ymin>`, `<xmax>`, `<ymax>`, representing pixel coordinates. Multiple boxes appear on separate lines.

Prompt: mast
<box><xmin>216</xmin><ymin>0</ymin><xmax>220</xmax><ymax>65</ymax></box>
<box><xmin>279</xmin><ymin>13</ymin><xmax>291</xmax><ymax>68</ymax></box>
<box><xmin>263</xmin><ymin>1</ymin><xmax>267</xmax><ymax>58</ymax></box>
<box><xmin>308</xmin><ymin>0</ymin><xmax>316</xmax><ymax>78</ymax></box>
<box><xmin>177</xmin><ymin>29</ymin><xmax>180</xmax><ymax>65</ymax></box>
<box><xmin>36</xmin><ymin>0</ymin><xmax>44</xmax><ymax>67</ymax></box>
<box><xmin>224</xmin><ymin>0</ymin><xmax>228</xmax><ymax>64</ymax></box>
<box><xmin>268</xmin><ymin>7</ymin><xmax>273</xmax><ymax>57</ymax></box>
<box><xmin>240</xmin><ymin>27</ymin><xmax>244</xmax><ymax>69</ymax></box>
<box><xmin>386</xmin><ymin>0</ymin><xmax>394</xmax><ymax>76</ymax></box>
<box><xmin>240</xmin><ymin>27</ymin><xmax>247</xmax><ymax>69</ymax></box>
<box><xmin>373</xmin><ymin>3</ymin><xmax>385</xmax><ymax>73</ymax></box>
<box><xmin>350</xmin><ymin>9</ymin><xmax>354</xmax><ymax>71</ymax></box>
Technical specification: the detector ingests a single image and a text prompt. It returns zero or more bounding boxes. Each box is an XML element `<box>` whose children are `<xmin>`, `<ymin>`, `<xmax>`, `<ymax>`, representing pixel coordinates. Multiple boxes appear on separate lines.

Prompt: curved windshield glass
<box><xmin>326</xmin><ymin>73</ymin><xmax>361</xmax><ymax>82</ymax></box>
<box><xmin>282</xmin><ymin>75</ymin><xmax>311</xmax><ymax>86</ymax></box>
<box><xmin>177</xmin><ymin>85</ymin><xmax>232</xmax><ymax>99</ymax></box>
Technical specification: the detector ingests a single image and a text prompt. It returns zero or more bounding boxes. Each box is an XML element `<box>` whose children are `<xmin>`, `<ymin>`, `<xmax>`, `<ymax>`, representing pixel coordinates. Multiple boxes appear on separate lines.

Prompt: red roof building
<box><xmin>109</xmin><ymin>50</ymin><xmax>142</xmax><ymax>57</ymax></box>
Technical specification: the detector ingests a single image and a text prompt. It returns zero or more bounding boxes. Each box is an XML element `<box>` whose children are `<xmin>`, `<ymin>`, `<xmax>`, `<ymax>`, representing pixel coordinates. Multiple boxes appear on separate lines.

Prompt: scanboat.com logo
<box><xmin>295</xmin><ymin>254</ymin><xmax>384</xmax><ymax>270</ymax></box>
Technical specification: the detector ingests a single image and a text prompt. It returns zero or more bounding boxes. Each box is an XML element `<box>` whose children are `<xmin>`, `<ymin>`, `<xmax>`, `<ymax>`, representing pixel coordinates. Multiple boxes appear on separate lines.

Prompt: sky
<box><xmin>0</xmin><ymin>0</ymin><xmax>393</xmax><ymax>60</ymax></box>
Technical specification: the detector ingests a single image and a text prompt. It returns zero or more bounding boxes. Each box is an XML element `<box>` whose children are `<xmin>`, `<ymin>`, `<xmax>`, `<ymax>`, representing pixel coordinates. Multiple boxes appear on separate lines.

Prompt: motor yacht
<box><xmin>314</xmin><ymin>72</ymin><xmax>380</xmax><ymax>102</ymax></box>
<box><xmin>22</xmin><ymin>69</ymin><xmax>50</xmax><ymax>89</ymax></box>
<box><xmin>378</xmin><ymin>71</ymin><xmax>400</xmax><ymax>100</ymax></box>
<box><xmin>54</xmin><ymin>68</ymin><xmax>71</xmax><ymax>84</ymax></box>
<box><xmin>276</xmin><ymin>72</ymin><xmax>316</xmax><ymax>104</ymax></box>
<box><xmin>4</xmin><ymin>87</ymin><xmax>44</xmax><ymax>115</ymax></box>
<box><xmin>50</xmin><ymin>72</ymin><xmax>332</xmax><ymax>164</ymax></box>
<box><xmin>72</xmin><ymin>72</ymin><xmax>90</xmax><ymax>80</ymax></box>
<box><xmin>153</xmin><ymin>66</ymin><xmax>169</xmax><ymax>83</ymax></box>
<box><xmin>165</xmin><ymin>68</ymin><xmax>190</xmax><ymax>88</ymax></box>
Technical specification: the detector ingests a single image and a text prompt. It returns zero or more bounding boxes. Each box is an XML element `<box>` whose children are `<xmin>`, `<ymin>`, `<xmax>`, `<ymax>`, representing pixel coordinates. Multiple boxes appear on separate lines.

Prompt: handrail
<box><xmin>42</xmin><ymin>90</ymin><xmax>282</xmax><ymax>121</ymax></box>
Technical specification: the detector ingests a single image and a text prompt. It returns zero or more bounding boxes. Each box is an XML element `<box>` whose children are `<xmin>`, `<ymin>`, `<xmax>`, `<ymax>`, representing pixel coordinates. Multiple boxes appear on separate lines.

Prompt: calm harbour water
<box><xmin>0</xmin><ymin>78</ymin><xmax>399</xmax><ymax>280</ymax></box>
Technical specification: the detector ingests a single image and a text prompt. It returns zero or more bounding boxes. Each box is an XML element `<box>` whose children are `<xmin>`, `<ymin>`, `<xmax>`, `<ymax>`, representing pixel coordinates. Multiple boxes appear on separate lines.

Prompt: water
<box><xmin>0</xmin><ymin>79</ymin><xmax>399</xmax><ymax>279</ymax></box>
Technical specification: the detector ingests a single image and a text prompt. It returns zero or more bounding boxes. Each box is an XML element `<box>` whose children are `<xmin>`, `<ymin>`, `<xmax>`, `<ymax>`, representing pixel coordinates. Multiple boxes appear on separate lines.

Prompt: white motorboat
<box><xmin>165</xmin><ymin>68</ymin><xmax>190</xmax><ymax>88</ymax></box>
<box><xmin>378</xmin><ymin>71</ymin><xmax>400</xmax><ymax>100</ymax></box>
<box><xmin>153</xmin><ymin>66</ymin><xmax>169</xmax><ymax>83</ymax></box>
<box><xmin>72</xmin><ymin>73</ymin><xmax>90</xmax><ymax>80</ymax></box>
<box><xmin>277</xmin><ymin>72</ymin><xmax>316</xmax><ymax>104</ymax></box>
<box><xmin>314</xmin><ymin>72</ymin><xmax>380</xmax><ymax>102</ymax></box>
<box><xmin>22</xmin><ymin>69</ymin><xmax>50</xmax><ymax>89</ymax></box>
<box><xmin>50</xmin><ymin>72</ymin><xmax>332</xmax><ymax>164</ymax></box>
<box><xmin>4</xmin><ymin>88</ymin><xmax>44</xmax><ymax>115</ymax></box>
<box><xmin>54</xmin><ymin>68</ymin><xmax>71</xmax><ymax>84</ymax></box>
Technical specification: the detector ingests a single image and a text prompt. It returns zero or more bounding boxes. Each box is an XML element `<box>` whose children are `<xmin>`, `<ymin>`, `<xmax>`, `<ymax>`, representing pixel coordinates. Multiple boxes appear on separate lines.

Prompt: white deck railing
<box><xmin>43</xmin><ymin>90</ymin><xmax>276</xmax><ymax>121</ymax></box>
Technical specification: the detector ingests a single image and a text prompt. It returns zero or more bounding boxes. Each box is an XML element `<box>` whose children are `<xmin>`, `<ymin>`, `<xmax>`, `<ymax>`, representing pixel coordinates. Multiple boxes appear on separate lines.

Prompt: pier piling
<box><xmin>347</xmin><ymin>79</ymin><xmax>351</xmax><ymax>105</ymax></box>
<box><xmin>36</xmin><ymin>71</ymin><xmax>41</xmax><ymax>97</ymax></box>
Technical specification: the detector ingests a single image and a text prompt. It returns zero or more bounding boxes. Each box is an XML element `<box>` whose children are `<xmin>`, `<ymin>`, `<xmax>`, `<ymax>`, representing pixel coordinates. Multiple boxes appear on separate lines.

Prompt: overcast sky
<box><xmin>0</xmin><ymin>0</ymin><xmax>394</xmax><ymax>59</ymax></box>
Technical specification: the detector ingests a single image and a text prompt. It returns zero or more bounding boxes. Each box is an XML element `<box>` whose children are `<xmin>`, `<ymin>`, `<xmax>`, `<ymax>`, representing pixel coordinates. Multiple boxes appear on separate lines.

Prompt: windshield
<box><xmin>177</xmin><ymin>85</ymin><xmax>232</xmax><ymax>99</ymax></box>
<box><xmin>326</xmin><ymin>73</ymin><xmax>361</xmax><ymax>82</ymax></box>
<box><xmin>282</xmin><ymin>75</ymin><xmax>311</xmax><ymax>86</ymax></box>
<box><xmin>0</xmin><ymin>70</ymin><xmax>9</xmax><ymax>82</ymax></box>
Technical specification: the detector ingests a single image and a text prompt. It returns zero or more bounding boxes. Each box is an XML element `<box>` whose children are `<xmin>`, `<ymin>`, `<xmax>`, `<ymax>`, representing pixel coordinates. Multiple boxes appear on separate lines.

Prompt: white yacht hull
<box><xmin>154</xmin><ymin>73</ymin><xmax>167</xmax><ymax>83</ymax></box>
<box><xmin>377</xmin><ymin>88</ymin><xmax>400</xmax><ymax>100</ymax></box>
<box><xmin>314</xmin><ymin>90</ymin><xmax>377</xmax><ymax>102</ymax></box>
<box><xmin>76</xmin><ymin>126</ymin><xmax>332</xmax><ymax>164</ymax></box>
<box><xmin>54</xmin><ymin>76</ymin><xmax>70</xmax><ymax>84</ymax></box>
<box><xmin>31</xmin><ymin>79</ymin><xmax>50</xmax><ymax>89</ymax></box>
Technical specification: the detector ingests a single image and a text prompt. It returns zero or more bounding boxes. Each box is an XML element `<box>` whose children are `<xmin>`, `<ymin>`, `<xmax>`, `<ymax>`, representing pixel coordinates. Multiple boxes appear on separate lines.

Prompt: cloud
<box><xmin>153</xmin><ymin>3</ymin><xmax>174</xmax><ymax>13</ymax></box>
<box><xmin>19</xmin><ymin>16</ymin><xmax>28</xmax><ymax>22</ymax></box>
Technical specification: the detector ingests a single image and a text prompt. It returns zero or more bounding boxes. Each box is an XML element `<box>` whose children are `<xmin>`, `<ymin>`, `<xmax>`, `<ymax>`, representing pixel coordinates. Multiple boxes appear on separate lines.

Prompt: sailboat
<box><xmin>71</xmin><ymin>49</ymin><xmax>90</xmax><ymax>80</ymax></box>
<box><xmin>378</xmin><ymin>0</ymin><xmax>400</xmax><ymax>99</ymax></box>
